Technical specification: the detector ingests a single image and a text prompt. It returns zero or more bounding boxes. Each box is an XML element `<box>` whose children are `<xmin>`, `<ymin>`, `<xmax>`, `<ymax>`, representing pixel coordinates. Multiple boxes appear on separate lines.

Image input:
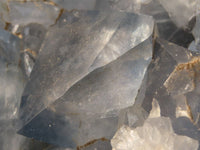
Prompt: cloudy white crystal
<box><xmin>158</xmin><ymin>0</ymin><xmax>196</xmax><ymax>27</ymax></box>
<box><xmin>111</xmin><ymin>117</ymin><xmax>199</xmax><ymax>150</ymax></box>
<box><xmin>0</xmin><ymin>29</ymin><xmax>26</xmax><ymax>150</ymax></box>
<box><xmin>5</xmin><ymin>2</ymin><xmax>60</xmax><ymax>27</ymax></box>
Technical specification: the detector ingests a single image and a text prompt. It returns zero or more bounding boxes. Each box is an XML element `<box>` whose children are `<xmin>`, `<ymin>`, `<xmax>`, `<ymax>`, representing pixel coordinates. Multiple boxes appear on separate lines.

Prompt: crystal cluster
<box><xmin>0</xmin><ymin>0</ymin><xmax>200</xmax><ymax>150</ymax></box>
<box><xmin>111</xmin><ymin>118</ymin><xmax>198</xmax><ymax>150</ymax></box>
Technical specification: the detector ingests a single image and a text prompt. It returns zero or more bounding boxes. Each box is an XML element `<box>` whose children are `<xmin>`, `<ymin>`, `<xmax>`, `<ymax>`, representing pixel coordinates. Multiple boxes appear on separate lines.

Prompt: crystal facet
<box><xmin>0</xmin><ymin>0</ymin><xmax>199</xmax><ymax>150</ymax></box>
<box><xmin>19</xmin><ymin>12</ymin><xmax>152</xmax><ymax>148</ymax></box>
<box><xmin>19</xmin><ymin>10</ymin><xmax>153</xmax><ymax>127</ymax></box>
<box><xmin>0</xmin><ymin>28</ymin><xmax>26</xmax><ymax>150</ymax></box>
<box><xmin>111</xmin><ymin>117</ymin><xmax>199</xmax><ymax>150</ymax></box>
<box><xmin>5</xmin><ymin>2</ymin><xmax>60</xmax><ymax>27</ymax></box>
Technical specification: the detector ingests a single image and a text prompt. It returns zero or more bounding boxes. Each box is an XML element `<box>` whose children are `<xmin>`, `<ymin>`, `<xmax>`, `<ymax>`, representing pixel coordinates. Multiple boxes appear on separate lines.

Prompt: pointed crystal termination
<box><xmin>158</xmin><ymin>0</ymin><xmax>196</xmax><ymax>27</ymax></box>
<box><xmin>111</xmin><ymin>117</ymin><xmax>199</xmax><ymax>150</ymax></box>
<box><xmin>133</xmin><ymin>38</ymin><xmax>200</xmax><ymax>145</ymax></box>
<box><xmin>19</xmin><ymin>10</ymin><xmax>154</xmax><ymax>128</ymax></box>
<box><xmin>18</xmin><ymin>35</ymin><xmax>152</xmax><ymax>148</ymax></box>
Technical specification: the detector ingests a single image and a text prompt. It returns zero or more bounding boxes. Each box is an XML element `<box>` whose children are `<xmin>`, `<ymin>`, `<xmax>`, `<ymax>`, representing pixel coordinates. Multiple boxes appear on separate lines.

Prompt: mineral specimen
<box><xmin>132</xmin><ymin>38</ymin><xmax>200</xmax><ymax>145</ymax></box>
<box><xmin>4</xmin><ymin>2</ymin><xmax>60</xmax><ymax>27</ymax></box>
<box><xmin>0</xmin><ymin>28</ymin><xmax>26</xmax><ymax>150</ymax></box>
<box><xmin>111</xmin><ymin>117</ymin><xmax>199</xmax><ymax>150</ymax></box>
<box><xmin>158</xmin><ymin>0</ymin><xmax>196</xmax><ymax>27</ymax></box>
<box><xmin>52</xmin><ymin>0</ymin><xmax>96</xmax><ymax>10</ymax></box>
<box><xmin>18</xmin><ymin>35</ymin><xmax>153</xmax><ymax>148</ymax></box>
<box><xmin>19</xmin><ymin>10</ymin><xmax>153</xmax><ymax>129</ymax></box>
<box><xmin>0</xmin><ymin>0</ymin><xmax>199</xmax><ymax>150</ymax></box>
<box><xmin>190</xmin><ymin>14</ymin><xmax>200</xmax><ymax>51</ymax></box>
<box><xmin>20</xmin><ymin>23</ymin><xmax>47</xmax><ymax>77</ymax></box>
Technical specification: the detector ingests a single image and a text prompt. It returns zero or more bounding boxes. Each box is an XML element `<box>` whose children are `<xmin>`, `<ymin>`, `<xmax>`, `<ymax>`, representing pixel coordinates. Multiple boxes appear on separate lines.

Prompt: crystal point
<box><xmin>18</xmin><ymin>25</ymin><xmax>152</xmax><ymax>147</ymax></box>
<box><xmin>19</xmin><ymin>10</ymin><xmax>154</xmax><ymax>128</ymax></box>
<box><xmin>111</xmin><ymin>117</ymin><xmax>199</xmax><ymax>150</ymax></box>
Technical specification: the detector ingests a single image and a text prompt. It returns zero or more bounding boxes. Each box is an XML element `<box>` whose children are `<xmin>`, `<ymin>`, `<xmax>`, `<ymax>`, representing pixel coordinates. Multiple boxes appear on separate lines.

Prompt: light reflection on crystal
<box><xmin>0</xmin><ymin>0</ymin><xmax>199</xmax><ymax>150</ymax></box>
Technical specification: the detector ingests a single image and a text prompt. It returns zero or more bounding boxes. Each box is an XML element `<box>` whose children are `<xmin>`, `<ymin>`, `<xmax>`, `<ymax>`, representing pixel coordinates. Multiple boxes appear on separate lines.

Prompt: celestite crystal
<box><xmin>0</xmin><ymin>0</ymin><xmax>200</xmax><ymax>150</ymax></box>
<box><xmin>111</xmin><ymin>117</ymin><xmax>199</xmax><ymax>150</ymax></box>
<box><xmin>19</xmin><ymin>10</ymin><xmax>153</xmax><ymax>128</ymax></box>
<box><xmin>132</xmin><ymin>39</ymin><xmax>200</xmax><ymax>146</ymax></box>
<box><xmin>0</xmin><ymin>28</ymin><xmax>26</xmax><ymax>150</ymax></box>
<box><xmin>140</xmin><ymin>0</ymin><xmax>194</xmax><ymax>48</ymax></box>
<box><xmin>4</xmin><ymin>2</ymin><xmax>60</xmax><ymax>27</ymax></box>
<box><xmin>18</xmin><ymin>36</ymin><xmax>153</xmax><ymax>148</ymax></box>
<box><xmin>111</xmin><ymin>92</ymin><xmax>199</xmax><ymax>150</ymax></box>
<box><xmin>52</xmin><ymin>0</ymin><xmax>96</xmax><ymax>10</ymax></box>
<box><xmin>20</xmin><ymin>23</ymin><xmax>47</xmax><ymax>77</ymax></box>
<box><xmin>158</xmin><ymin>0</ymin><xmax>196</xmax><ymax>27</ymax></box>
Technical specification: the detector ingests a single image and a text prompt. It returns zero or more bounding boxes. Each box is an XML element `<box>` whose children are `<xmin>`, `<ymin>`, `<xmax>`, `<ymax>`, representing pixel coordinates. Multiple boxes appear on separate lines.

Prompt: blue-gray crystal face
<box><xmin>18</xmin><ymin>10</ymin><xmax>153</xmax><ymax>148</ymax></box>
<box><xmin>19</xmin><ymin>10</ymin><xmax>153</xmax><ymax>126</ymax></box>
<box><xmin>0</xmin><ymin>28</ymin><xmax>26</xmax><ymax>150</ymax></box>
<box><xmin>1</xmin><ymin>0</ymin><xmax>199</xmax><ymax>150</ymax></box>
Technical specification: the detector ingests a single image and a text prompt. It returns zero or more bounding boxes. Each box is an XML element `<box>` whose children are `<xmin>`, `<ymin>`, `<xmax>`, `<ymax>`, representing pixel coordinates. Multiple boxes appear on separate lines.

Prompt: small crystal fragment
<box><xmin>111</xmin><ymin>117</ymin><xmax>199</xmax><ymax>150</ymax></box>
<box><xmin>5</xmin><ymin>2</ymin><xmax>60</xmax><ymax>27</ymax></box>
<box><xmin>20</xmin><ymin>23</ymin><xmax>47</xmax><ymax>77</ymax></box>
<box><xmin>0</xmin><ymin>28</ymin><xmax>26</xmax><ymax>150</ymax></box>
<box><xmin>190</xmin><ymin>15</ymin><xmax>200</xmax><ymax>51</ymax></box>
<box><xmin>158</xmin><ymin>0</ymin><xmax>196</xmax><ymax>27</ymax></box>
<box><xmin>137</xmin><ymin>38</ymin><xmax>200</xmax><ymax>144</ymax></box>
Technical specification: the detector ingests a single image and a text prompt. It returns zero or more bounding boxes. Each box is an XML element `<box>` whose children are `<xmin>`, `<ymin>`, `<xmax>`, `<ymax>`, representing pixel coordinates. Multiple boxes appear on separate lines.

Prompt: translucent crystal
<box><xmin>0</xmin><ymin>1</ymin><xmax>197</xmax><ymax>149</ymax></box>
<box><xmin>52</xmin><ymin>0</ymin><xmax>193</xmax><ymax>47</ymax></box>
<box><xmin>164</xmin><ymin>56</ymin><xmax>200</xmax><ymax>129</ymax></box>
<box><xmin>137</xmin><ymin>38</ymin><xmax>200</xmax><ymax>143</ymax></box>
<box><xmin>111</xmin><ymin>117</ymin><xmax>199</xmax><ymax>150</ymax></box>
<box><xmin>95</xmin><ymin>0</ymin><xmax>195</xmax><ymax>47</ymax></box>
<box><xmin>18</xmin><ymin>36</ymin><xmax>152</xmax><ymax>148</ymax></box>
<box><xmin>95</xmin><ymin>0</ymin><xmax>149</xmax><ymax>12</ymax></box>
<box><xmin>192</xmin><ymin>16</ymin><xmax>200</xmax><ymax>45</ymax></box>
<box><xmin>0</xmin><ymin>28</ymin><xmax>26</xmax><ymax>150</ymax></box>
<box><xmin>20</xmin><ymin>23</ymin><xmax>47</xmax><ymax>77</ymax></box>
<box><xmin>158</xmin><ymin>0</ymin><xmax>196</xmax><ymax>27</ymax></box>
<box><xmin>0</xmin><ymin>1</ymin><xmax>8</xmax><ymax>28</ymax></box>
<box><xmin>19</xmin><ymin>10</ymin><xmax>153</xmax><ymax>126</ymax></box>
<box><xmin>52</xmin><ymin>0</ymin><xmax>96</xmax><ymax>10</ymax></box>
<box><xmin>4</xmin><ymin>2</ymin><xmax>60</xmax><ymax>27</ymax></box>
<box><xmin>141</xmin><ymin>0</ymin><xmax>194</xmax><ymax>47</ymax></box>
<box><xmin>189</xmin><ymin>14</ymin><xmax>200</xmax><ymax>51</ymax></box>
<box><xmin>51</xmin><ymin>0</ymin><xmax>150</xmax><ymax>12</ymax></box>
